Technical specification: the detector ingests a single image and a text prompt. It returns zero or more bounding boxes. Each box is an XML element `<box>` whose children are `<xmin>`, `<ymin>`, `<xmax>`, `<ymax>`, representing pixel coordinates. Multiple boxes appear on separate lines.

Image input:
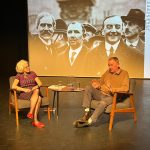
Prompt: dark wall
<box><xmin>1</xmin><ymin>0</ymin><xmax>28</xmax><ymax>77</ymax></box>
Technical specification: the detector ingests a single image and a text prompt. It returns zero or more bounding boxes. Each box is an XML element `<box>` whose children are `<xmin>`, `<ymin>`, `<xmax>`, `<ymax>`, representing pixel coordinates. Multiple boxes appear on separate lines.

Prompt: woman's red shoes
<box><xmin>32</xmin><ymin>122</ymin><xmax>45</xmax><ymax>128</ymax></box>
<box><xmin>27</xmin><ymin>113</ymin><xmax>33</xmax><ymax>119</ymax></box>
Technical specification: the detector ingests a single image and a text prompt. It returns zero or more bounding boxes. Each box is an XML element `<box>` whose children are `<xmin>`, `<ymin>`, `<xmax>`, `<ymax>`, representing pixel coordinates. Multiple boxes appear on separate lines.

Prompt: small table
<box><xmin>48</xmin><ymin>85</ymin><xmax>84</xmax><ymax>119</ymax></box>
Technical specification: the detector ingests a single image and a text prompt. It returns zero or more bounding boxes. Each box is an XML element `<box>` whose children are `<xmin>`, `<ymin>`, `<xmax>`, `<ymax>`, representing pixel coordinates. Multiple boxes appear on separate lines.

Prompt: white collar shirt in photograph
<box><xmin>39</xmin><ymin>35</ymin><xmax>53</xmax><ymax>54</ymax></box>
<box><xmin>39</xmin><ymin>35</ymin><xmax>52</xmax><ymax>46</ymax></box>
<box><xmin>126</xmin><ymin>39</ymin><xmax>139</xmax><ymax>48</ymax></box>
<box><xmin>105</xmin><ymin>40</ymin><xmax>120</xmax><ymax>56</ymax></box>
<box><xmin>69</xmin><ymin>45</ymin><xmax>82</xmax><ymax>65</ymax></box>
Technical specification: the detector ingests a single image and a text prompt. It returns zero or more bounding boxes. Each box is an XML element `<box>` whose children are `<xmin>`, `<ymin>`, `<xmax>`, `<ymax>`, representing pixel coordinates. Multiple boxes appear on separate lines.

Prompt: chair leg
<box><xmin>13</xmin><ymin>91</ymin><xmax>19</xmax><ymax>126</ymax></box>
<box><xmin>9</xmin><ymin>102</ymin><xmax>12</xmax><ymax>115</ymax></box>
<box><xmin>15</xmin><ymin>108</ymin><xmax>19</xmax><ymax>126</ymax></box>
<box><xmin>8</xmin><ymin>94</ymin><xmax>12</xmax><ymax>115</ymax></box>
<box><xmin>47</xmin><ymin>107</ymin><xmax>51</xmax><ymax>120</ymax></box>
<box><xmin>109</xmin><ymin>110</ymin><xmax>115</xmax><ymax>131</ymax></box>
<box><xmin>109</xmin><ymin>93</ymin><xmax>117</xmax><ymax>131</ymax></box>
<box><xmin>130</xmin><ymin>95</ymin><xmax>137</xmax><ymax>123</ymax></box>
<box><xmin>133</xmin><ymin>111</ymin><xmax>137</xmax><ymax>123</ymax></box>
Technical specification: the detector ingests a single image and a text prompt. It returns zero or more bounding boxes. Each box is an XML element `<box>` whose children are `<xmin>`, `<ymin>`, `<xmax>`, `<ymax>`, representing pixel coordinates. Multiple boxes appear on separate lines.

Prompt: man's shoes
<box><xmin>78</xmin><ymin>112</ymin><xmax>91</xmax><ymax>122</ymax></box>
<box><xmin>73</xmin><ymin>120</ymin><xmax>91</xmax><ymax>128</ymax></box>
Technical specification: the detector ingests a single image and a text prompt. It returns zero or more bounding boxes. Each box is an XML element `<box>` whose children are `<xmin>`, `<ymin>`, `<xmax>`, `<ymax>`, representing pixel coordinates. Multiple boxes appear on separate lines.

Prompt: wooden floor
<box><xmin>0</xmin><ymin>76</ymin><xmax>150</xmax><ymax>150</ymax></box>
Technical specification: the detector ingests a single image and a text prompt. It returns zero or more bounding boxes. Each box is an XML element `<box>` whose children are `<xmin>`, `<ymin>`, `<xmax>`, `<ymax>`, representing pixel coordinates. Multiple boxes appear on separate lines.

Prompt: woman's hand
<box><xmin>31</xmin><ymin>85</ymin><xmax>39</xmax><ymax>91</ymax></box>
<box><xmin>24</xmin><ymin>88</ymin><xmax>32</xmax><ymax>93</ymax></box>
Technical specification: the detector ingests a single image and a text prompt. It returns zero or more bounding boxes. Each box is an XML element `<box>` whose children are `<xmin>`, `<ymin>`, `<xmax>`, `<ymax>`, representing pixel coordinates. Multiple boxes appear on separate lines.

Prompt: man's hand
<box><xmin>91</xmin><ymin>80</ymin><xmax>100</xmax><ymax>89</ymax></box>
<box><xmin>101</xmin><ymin>81</ymin><xmax>115</xmax><ymax>94</ymax></box>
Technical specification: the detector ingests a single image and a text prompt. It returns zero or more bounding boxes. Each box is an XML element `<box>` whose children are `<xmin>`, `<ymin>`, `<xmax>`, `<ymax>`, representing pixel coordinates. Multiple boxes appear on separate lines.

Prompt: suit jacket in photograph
<box><xmin>56</xmin><ymin>45</ymin><xmax>89</xmax><ymax>76</ymax></box>
<box><xmin>124</xmin><ymin>38</ymin><xmax>145</xmax><ymax>55</ymax></box>
<box><xmin>28</xmin><ymin>34</ymin><xmax>68</xmax><ymax>76</ymax></box>
<box><xmin>85</xmin><ymin>39</ymin><xmax>144</xmax><ymax>78</ymax></box>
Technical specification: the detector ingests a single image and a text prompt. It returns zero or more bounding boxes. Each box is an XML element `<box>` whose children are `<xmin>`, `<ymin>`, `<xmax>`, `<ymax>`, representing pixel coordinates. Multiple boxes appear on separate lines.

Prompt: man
<box><xmin>121</xmin><ymin>9</ymin><xmax>145</xmax><ymax>55</ymax></box>
<box><xmin>52</xmin><ymin>18</ymin><xmax>68</xmax><ymax>54</ymax></box>
<box><xmin>56</xmin><ymin>21</ymin><xmax>89</xmax><ymax>76</ymax></box>
<box><xmin>28</xmin><ymin>12</ymin><xmax>57</xmax><ymax>75</ymax></box>
<box><xmin>85</xmin><ymin>15</ymin><xmax>144</xmax><ymax>78</ymax></box>
<box><xmin>83</xmin><ymin>23</ymin><xmax>104</xmax><ymax>49</ymax></box>
<box><xmin>73</xmin><ymin>57</ymin><xmax>129</xmax><ymax>128</ymax></box>
<box><xmin>83</xmin><ymin>23</ymin><xmax>97</xmax><ymax>48</ymax></box>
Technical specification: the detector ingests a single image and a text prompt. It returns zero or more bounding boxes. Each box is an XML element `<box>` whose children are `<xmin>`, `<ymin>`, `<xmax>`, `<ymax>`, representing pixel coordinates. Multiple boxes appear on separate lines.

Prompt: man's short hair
<box><xmin>108</xmin><ymin>57</ymin><xmax>119</xmax><ymax>64</ymax></box>
<box><xmin>68</xmin><ymin>21</ymin><xmax>86</xmax><ymax>36</ymax></box>
<box><xmin>101</xmin><ymin>15</ymin><xmax>124</xmax><ymax>33</ymax></box>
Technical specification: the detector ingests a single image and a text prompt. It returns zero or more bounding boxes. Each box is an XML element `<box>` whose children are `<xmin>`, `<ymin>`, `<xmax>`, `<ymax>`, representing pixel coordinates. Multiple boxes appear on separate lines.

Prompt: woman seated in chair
<box><xmin>12</xmin><ymin>59</ymin><xmax>45</xmax><ymax>128</ymax></box>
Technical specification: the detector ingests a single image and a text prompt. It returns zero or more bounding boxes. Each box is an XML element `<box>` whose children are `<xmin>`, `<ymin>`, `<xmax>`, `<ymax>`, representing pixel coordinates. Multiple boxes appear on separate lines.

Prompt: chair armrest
<box><xmin>40</xmin><ymin>86</ymin><xmax>49</xmax><ymax>97</ymax></box>
<box><xmin>113</xmin><ymin>92</ymin><xmax>132</xmax><ymax>103</ymax></box>
<box><xmin>114</xmin><ymin>91</ymin><xmax>133</xmax><ymax>95</ymax></box>
<box><xmin>9</xmin><ymin>88</ymin><xmax>17</xmax><ymax>94</ymax></box>
<box><xmin>40</xmin><ymin>85</ymin><xmax>49</xmax><ymax>88</ymax></box>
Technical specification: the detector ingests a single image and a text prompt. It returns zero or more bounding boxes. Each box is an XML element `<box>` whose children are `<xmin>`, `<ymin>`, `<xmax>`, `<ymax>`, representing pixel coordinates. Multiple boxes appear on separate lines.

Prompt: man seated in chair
<box><xmin>73</xmin><ymin>57</ymin><xmax>129</xmax><ymax>128</ymax></box>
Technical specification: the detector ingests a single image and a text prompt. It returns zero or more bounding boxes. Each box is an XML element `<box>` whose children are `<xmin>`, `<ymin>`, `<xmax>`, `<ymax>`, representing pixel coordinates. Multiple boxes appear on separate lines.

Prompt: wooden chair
<box><xmin>91</xmin><ymin>78</ymin><xmax>137</xmax><ymax>131</ymax></box>
<box><xmin>9</xmin><ymin>76</ymin><xmax>52</xmax><ymax>126</ymax></box>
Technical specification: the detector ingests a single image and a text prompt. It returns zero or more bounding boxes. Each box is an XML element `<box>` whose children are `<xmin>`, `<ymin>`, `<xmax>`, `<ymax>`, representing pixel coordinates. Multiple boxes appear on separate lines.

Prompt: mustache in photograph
<box><xmin>40</xmin><ymin>30</ymin><xmax>53</xmax><ymax>36</ymax></box>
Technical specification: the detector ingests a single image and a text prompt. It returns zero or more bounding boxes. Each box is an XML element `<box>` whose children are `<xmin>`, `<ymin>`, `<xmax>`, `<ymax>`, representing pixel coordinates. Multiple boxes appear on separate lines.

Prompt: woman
<box><xmin>12</xmin><ymin>59</ymin><xmax>45</xmax><ymax>128</ymax></box>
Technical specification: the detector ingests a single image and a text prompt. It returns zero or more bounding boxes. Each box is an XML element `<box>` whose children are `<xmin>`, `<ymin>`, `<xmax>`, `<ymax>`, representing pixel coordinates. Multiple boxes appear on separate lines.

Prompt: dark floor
<box><xmin>0</xmin><ymin>76</ymin><xmax>150</xmax><ymax>150</ymax></box>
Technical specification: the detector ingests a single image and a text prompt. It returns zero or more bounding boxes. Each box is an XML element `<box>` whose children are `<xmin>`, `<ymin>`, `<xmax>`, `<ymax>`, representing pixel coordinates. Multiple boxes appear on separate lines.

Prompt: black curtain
<box><xmin>1</xmin><ymin>0</ymin><xmax>28</xmax><ymax>77</ymax></box>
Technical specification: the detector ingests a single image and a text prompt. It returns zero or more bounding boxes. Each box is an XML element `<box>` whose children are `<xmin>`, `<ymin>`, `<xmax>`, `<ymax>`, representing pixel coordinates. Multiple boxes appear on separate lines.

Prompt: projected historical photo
<box><xmin>28</xmin><ymin>0</ymin><xmax>145</xmax><ymax>77</ymax></box>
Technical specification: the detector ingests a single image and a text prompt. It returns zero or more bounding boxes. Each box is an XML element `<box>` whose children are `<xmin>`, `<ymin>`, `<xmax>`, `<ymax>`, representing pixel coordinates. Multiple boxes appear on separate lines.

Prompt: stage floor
<box><xmin>0</xmin><ymin>76</ymin><xmax>150</xmax><ymax>150</ymax></box>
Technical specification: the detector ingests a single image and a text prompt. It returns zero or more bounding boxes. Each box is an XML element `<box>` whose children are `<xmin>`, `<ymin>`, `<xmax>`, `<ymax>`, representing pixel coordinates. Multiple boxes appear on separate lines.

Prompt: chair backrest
<box><xmin>9</xmin><ymin>76</ymin><xmax>15</xmax><ymax>89</ymax></box>
<box><xmin>129</xmin><ymin>78</ymin><xmax>136</xmax><ymax>94</ymax></box>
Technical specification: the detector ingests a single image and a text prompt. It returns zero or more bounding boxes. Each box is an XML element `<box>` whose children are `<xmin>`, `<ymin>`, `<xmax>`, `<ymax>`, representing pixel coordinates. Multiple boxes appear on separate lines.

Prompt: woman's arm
<box><xmin>12</xmin><ymin>79</ymin><xmax>31</xmax><ymax>92</ymax></box>
<box><xmin>35</xmin><ymin>77</ymin><xmax>42</xmax><ymax>87</ymax></box>
<box><xmin>31</xmin><ymin>77</ymin><xmax>42</xmax><ymax>91</ymax></box>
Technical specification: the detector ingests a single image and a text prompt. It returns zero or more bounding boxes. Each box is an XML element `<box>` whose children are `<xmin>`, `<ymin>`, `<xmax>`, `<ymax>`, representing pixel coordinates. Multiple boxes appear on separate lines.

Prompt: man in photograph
<box><xmin>28</xmin><ymin>12</ymin><xmax>61</xmax><ymax>75</ymax></box>
<box><xmin>121</xmin><ymin>9</ymin><xmax>145</xmax><ymax>55</ymax></box>
<box><xmin>56</xmin><ymin>21</ymin><xmax>89</xmax><ymax>76</ymax></box>
<box><xmin>85</xmin><ymin>15</ymin><xmax>144</xmax><ymax>78</ymax></box>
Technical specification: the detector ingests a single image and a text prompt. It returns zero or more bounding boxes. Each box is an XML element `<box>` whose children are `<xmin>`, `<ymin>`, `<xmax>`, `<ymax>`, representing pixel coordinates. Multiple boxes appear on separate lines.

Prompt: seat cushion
<box><xmin>11</xmin><ymin>96</ymin><xmax>50</xmax><ymax>109</ymax></box>
<box><xmin>91</xmin><ymin>97</ymin><xmax>131</xmax><ymax>113</ymax></box>
<box><xmin>105</xmin><ymin>97</ymin><xmax>131</xmax><ymax>113</ymax></box>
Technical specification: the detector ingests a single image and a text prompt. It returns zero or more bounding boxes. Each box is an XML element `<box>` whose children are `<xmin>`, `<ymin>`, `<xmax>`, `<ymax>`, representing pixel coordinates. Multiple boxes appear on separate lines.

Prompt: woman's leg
<box><xmin>33</xmin><ymin>96</ymin><xmax>41</xmax><ymax>123</ymax></box>
<box><xmin>28</xmin><ymin>89</ymin><xmax>45</xmax><ymax>127</ymax></box>
<box><xmin>29</xmin><ymin>89</ymin><xmax>39</xmax><ymax>114</ymax></box>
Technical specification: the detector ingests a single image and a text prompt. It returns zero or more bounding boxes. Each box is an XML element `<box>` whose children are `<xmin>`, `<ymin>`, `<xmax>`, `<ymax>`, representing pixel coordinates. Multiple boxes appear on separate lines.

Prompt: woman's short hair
<box><xmin>16</xmin><ymin>60</ymin><xmax>28</xmax><ymax>73</ymax></box>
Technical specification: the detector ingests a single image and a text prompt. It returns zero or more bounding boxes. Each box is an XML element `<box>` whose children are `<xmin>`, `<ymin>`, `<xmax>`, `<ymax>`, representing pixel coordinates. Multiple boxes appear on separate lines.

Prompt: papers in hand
<box><xmin>48</xmin><ymin>85</ymin><xmax>66</xmax><ymax>90</ymax></box>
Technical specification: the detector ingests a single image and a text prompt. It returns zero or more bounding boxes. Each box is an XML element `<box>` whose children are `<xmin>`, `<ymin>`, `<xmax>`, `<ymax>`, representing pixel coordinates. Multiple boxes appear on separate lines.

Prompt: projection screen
<box><xmin>27</xmin><ymin>0</ymin><xmax>149</xmax><ymax>78</ymax></box>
